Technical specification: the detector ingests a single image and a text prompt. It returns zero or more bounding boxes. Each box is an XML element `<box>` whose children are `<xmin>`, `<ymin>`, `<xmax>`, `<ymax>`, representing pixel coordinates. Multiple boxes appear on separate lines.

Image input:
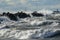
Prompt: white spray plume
<box><xmin>38</xmin><ymin>9</ymin><xmax>53</xmax><ymax>15</ymax></box>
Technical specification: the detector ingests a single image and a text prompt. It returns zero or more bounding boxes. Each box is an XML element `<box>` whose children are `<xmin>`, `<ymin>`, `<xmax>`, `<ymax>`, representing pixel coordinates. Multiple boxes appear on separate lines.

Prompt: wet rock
<box><xmin>32</xmin><ymin>11</ymin><xmax>44</xmax><ymax>17</ymax></box>
<box><xmin>3</xmin><ymin>12</ymin><xmax>18</xmax><ymax>21</ymax></box>
<box><xmin>15</xmin><ymin>11</ymin><xmax>31</xmax><ymax>18</ymax></box>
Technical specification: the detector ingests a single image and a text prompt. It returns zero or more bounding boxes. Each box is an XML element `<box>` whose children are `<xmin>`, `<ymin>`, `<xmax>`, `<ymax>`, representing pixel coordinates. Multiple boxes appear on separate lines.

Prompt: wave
<box><xmin>0</xmin><ymin>27</ymin><xmax>60</xmax><ymax>39</ymax></box>
<box><xmin>0</xmin><ymin>13</ymin><xmax>60</xmax><ymax>40</ymax></box>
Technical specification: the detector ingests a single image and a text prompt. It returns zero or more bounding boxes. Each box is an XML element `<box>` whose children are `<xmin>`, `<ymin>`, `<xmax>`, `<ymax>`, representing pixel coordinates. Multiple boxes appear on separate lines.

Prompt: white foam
<box><xmin>0</xmin><ymin>14</ymin><xmax>60</xmax><ymax>39</ymax></box>
<box><xmin>38</xmin><ymin>9</ymin><xmax>53</xmax><ymax>15</ymax></box>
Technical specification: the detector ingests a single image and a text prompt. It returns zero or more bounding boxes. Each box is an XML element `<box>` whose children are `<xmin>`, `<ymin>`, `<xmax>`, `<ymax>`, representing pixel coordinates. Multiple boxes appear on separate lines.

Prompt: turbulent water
<box><xmin>0</xmin><ymin>14</ymin><xmax>60</xmax><ymax>40</ymax></box>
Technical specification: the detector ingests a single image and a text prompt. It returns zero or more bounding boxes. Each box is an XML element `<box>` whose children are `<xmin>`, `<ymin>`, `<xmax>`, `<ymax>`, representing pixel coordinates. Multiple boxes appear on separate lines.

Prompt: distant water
<box><xmin>0</xmin><ymin>16</ymin><xmax>60</xmax><ymax>40</ymax></box>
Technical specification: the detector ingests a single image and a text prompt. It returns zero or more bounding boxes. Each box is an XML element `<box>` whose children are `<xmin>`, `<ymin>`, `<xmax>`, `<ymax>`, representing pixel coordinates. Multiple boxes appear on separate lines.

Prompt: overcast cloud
<box><xmin>0</xmin><ymin>0</ymin><xmax>60</xmax><ymax>12</ymax></box>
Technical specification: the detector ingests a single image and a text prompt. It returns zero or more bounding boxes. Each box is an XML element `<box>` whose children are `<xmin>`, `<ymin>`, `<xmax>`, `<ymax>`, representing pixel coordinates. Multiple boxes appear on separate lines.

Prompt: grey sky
<box><xmin>0</xmin><ymin>0</ymin><xmax>60</xmax><ymax>12</ymax></box>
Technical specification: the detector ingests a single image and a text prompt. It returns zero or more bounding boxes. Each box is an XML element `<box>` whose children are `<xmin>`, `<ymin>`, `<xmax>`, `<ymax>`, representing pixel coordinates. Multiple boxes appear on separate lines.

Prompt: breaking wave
<box><xmin>0</xmin><ymin>10</ymin><xmax>60</xmax><ymax>40</ymax></box>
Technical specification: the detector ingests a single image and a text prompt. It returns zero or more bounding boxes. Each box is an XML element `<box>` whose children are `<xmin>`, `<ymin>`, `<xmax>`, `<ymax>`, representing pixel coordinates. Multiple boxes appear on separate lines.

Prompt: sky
<box><xmin>0</xmin><ymin>0</ymin><xmax>60</xmax><ymax>13</ymax></box>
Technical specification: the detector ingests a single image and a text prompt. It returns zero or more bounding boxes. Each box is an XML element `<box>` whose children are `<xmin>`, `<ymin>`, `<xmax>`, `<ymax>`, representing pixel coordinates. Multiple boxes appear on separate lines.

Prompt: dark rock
<box><xmin>32</xmin><ymin>11</ymin><xmax>44</xmax><ymax>17</ymax></box>
<box><xmin>2</xmin><ymin>12</ymin><xmax>7</xmax><ymax>16</ymax></box>
<box><xmin>52</xmin><ymin>9</ymin><xmax>60</xmax><ymax>14</ymax></box>
<box><xmin>7</xmin><ymin>12</ymin><xmax>18</xmax><ymax>21</ymax></box>
<box><xmin>15</xmin><ymin>11</ymin><xmax>31</xmax><ymax>18</ymax></box>
<box><xmin>2</xmin><ymin>12</ymin><xmax>18</xmax><ymax>21</ymax></box>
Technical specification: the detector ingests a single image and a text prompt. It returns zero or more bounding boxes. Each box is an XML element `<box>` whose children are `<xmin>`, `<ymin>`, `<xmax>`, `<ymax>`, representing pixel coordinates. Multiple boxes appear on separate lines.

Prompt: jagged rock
<box><xmin>15</xmin><ymin>11</ymin><xmax>31</xmax><ymax>18</ymax></box>
<box><xmin>7</xmin><ymin>12</ymin><xmax>18</xmax><ymax>21</ymax></box>
<box><xmin>32</xmin><ymin>11</ymin><xmax>44</xmax><ymax>17</ymax></box>
<box><xmin>2</xmin><ymin>12</ymin><xmax>18</xmax><ymax>21</ymax></box>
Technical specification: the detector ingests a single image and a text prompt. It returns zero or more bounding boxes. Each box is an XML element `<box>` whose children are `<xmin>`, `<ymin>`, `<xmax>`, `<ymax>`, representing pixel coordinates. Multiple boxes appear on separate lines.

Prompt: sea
<box><xmin>0</xmin><ymin>11</ymin><xmax>60</xmax><ymax>40</ymax></box>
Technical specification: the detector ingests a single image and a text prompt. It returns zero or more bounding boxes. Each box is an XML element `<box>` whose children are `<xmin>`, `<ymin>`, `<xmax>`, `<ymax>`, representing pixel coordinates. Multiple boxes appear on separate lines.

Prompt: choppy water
<box><xmin>0</xmin><ymin>16</ymin><xmax>60</xmax><ymax>40</ymax></box>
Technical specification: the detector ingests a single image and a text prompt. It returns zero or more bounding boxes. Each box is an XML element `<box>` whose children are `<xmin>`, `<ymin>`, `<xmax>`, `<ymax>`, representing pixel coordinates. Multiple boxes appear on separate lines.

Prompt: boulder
<box><xmin>32</xmin><ymin>11</ymin><xmax>44</xmax><ymax>17</ymax></box>
<box><xmin>15</xmin><ymin>11</ymin><xmax>31</xmax><ymax>18</ymax></box>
